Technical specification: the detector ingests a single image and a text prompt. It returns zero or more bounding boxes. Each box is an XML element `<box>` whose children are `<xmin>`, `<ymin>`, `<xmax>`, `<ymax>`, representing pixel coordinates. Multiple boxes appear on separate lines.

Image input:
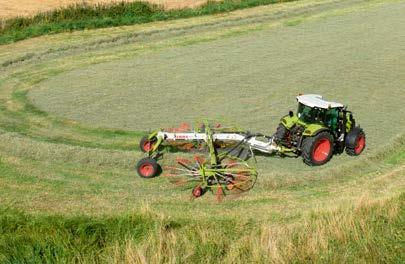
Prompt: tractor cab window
<box><xmin>297</xmin><ymin>103</ymin><xmax>326</xmax><ymax>123</ymax></box>
<box><xmin>297</xmin><ymin>103</ymin><xmax>314</xmax><ymax>123</ymax></box>
<box><xmin>324</xmin><ymin>108</ymin><xmax>339</xmax><ymax>130</ymax></box>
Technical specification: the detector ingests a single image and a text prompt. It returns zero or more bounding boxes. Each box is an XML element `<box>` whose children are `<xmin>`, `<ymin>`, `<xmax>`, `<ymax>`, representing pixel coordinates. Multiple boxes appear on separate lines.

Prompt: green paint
<box><xmin>302</xmin><ymin>123</ymin><xmax>327</xmax><ymax>136</ymax></box>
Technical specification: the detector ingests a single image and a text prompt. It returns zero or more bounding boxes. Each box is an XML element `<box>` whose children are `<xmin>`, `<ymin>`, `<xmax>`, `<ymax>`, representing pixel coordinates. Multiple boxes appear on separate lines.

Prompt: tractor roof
<box><xmin>296</xmin><ymin>94</ymin><xmax>344</xmax><ymax>109</ymax></box>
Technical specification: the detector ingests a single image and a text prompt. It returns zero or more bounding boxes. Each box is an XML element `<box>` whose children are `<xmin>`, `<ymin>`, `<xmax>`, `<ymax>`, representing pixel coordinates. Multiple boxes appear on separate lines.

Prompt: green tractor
<box><xmin>274</xmin><ymin>94</ymin><xmax>366</xmax><ymax>165</ymax></box>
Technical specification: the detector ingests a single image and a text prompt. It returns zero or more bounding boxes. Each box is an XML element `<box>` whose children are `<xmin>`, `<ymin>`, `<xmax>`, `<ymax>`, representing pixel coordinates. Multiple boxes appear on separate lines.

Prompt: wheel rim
<box><xmin>312</xmin><ymin>138</ymin><xmax>331</xmax><ymax>162</ymax></box>
<box><xmin>142</xmin><ymin>140</ymin><xmax>154</xmax><ymax>152</ymax></box>
<box><xmin>139</xmin><ymin>163</ymin><xmax>155</xmax><ymax>177</ymax></box>
<box><xmin>355</xmin><ymin>135</ymin><xmax>365</xmax><ymax>154</ymax></box>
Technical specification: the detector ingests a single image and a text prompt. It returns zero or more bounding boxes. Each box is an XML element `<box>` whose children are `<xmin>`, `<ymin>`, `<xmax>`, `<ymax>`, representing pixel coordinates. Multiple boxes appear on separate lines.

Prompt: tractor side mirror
<box><xmin>289</xmin><ymin>111</ymin><xmax>294</xmax><ymax>117</ymax></box>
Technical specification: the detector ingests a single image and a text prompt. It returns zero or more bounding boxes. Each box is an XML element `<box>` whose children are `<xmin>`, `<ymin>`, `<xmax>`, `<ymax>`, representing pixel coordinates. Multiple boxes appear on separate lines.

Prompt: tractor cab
<box><xmin>296</xmin><ymin>94</ymin><xmax>343</xmax><ymax>130</ymax></box>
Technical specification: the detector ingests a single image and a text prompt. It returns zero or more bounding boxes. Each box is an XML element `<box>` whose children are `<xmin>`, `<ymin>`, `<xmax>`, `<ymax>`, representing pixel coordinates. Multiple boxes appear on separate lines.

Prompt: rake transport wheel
<box><xmin>140</xmin><ymin>136</ymin><xmax>157</xmax><ymax>153</ymax></box>
<box><xmin>137</xmin><ymin>157</ymin><xmax>158</xmax><ymax>178</ymax></box>
<box><xmin>345</xmin><ymin>127</ymin><xmax>366</xmax><ymax>156</ymax></box>
<box><xmin>301</xmin><ymin>131</ymin><xmax>334</xmax><ymax>166</ymax></box>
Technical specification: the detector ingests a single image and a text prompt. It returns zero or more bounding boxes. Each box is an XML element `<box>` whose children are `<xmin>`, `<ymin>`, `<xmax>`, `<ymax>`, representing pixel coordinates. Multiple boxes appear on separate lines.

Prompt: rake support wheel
<box><xmin>140</xmin><ymin>136</ymin><xmax>156</xmax><ymax>153</ymax></box>
<box><xmin>137</xmin><ymin>157</ymin><xmax>158</xmax><ymax>178</ymax></box>
<box><xmin>192</xmin><ymin>186</ymin><xmax>204</xmax><ymax>198</ymax></box>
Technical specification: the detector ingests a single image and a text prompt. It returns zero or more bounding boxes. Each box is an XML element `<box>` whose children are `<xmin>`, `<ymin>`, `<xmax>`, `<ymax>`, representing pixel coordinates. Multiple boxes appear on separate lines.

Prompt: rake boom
<box><xmin>154</xmin><ymin>131</ymin><xmax>280</xmax><ymax>154</ymax></box>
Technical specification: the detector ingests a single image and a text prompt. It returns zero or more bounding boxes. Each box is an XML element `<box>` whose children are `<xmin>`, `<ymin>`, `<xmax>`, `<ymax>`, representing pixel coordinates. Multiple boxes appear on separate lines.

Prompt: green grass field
<box><xmin>0</xmin><ymin>0</ymin><xmax>404</xmax><ymax>262</ymax></box>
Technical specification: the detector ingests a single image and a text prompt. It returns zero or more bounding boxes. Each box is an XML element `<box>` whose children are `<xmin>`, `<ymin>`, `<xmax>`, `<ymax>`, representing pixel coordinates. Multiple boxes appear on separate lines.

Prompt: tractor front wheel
<box><xmin>301</xmin><ymin>132</ymin><xmax>334</xmax><ymax>166</ymax></box>
<box><xmin>345</xmin><ymin>127</ymin><xmax>366</xmax><ymax>156</ymax></box>
<box><xmin>136</xmin><ymin>158</ymin><xmax>158</xmax><ymax>178</ymax></box>
<box><xmin>274</xmin><ymin>123</ymin><xmax>288</xmax><ymax>144</ymax></box>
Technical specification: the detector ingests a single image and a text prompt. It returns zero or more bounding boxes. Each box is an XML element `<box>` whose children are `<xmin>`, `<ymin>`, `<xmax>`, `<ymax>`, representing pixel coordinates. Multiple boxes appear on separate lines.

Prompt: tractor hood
<box><xmin>281</xmin><ymin>113</ymin><xmax>327</xmax><ymax>137</ymax></box>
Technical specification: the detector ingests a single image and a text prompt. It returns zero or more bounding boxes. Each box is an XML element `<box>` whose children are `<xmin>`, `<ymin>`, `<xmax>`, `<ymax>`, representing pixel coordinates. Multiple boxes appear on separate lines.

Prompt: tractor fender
<box><xmin>345</xmin><ymin>111</ymin><xmax>355</xmax><ymax>132</ymax></box>
<box><xmin>345</xmin><ymin>126</ymin><xmax>363</xmax><ymax>149</ymax></box>
<box><xmin>297</xmin><ymin>125</ymin><xmax>330</xmax><ymax>150</ymax></box>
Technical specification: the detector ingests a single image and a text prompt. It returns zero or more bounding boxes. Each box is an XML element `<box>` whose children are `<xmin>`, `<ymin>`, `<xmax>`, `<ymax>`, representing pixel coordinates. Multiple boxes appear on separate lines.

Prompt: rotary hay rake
<box><xmin>137</xmin><ymin>121</ymin><xmax>261</xmax><ymax>199</ymax></box>
<box><xmin>165</xmin><ymin>155</ymin><xmax>257</xmax><ymax>200</ymax></box>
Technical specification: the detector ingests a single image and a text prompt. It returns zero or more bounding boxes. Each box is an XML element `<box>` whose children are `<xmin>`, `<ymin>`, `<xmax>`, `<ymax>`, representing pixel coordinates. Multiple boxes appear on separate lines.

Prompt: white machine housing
<box><xmin>156</xmin><ymin>131</ymin><xmax>280</xmax><ymax>154</ymax></box>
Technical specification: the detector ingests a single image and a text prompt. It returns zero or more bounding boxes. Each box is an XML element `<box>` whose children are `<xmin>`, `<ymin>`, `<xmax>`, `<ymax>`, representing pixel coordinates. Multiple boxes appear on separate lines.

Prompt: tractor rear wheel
<box><xmin>136</xmin><ymin>157</ymin><xmax>158</xmax><ymax>178</ymax></box>
<box><xmin>140</xmin><ymin>136</ymin><xmax>156</xmax><ymax>152</ymax></box>
<box><xmin>301</xmin><ymin>132</ymin><xmax>334</xmax><ymax>166</ymax></box>
<box><xmin>345</xmin><ymin>127</ymin><xmax>366</xmax><ymax>156</ymax></box>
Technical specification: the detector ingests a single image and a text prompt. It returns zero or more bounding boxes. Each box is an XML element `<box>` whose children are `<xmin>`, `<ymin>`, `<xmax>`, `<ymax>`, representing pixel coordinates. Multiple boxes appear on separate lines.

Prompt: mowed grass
<box><xmin>0</xmin><ymin>0</ymin><xmax>350</xmax><ymax>151</ymax></box>
<box><xmin>28</xmin><ymin>0</ymin><xmax>405</xmax><ymax>136</ymax></box>
<box><xmin>0</xmin><ymin>0</ymin><xmax>404</xmax><ymax>262</ymax></box>
<box><xmin>28</xmin><ymin>0</ymin><xmax>405</xmax><ymax>174</ymax></box>
<box><xmin>0</xmin><ymin>0</ymin><xmax>403</xmax><ymax>218</ymax></box>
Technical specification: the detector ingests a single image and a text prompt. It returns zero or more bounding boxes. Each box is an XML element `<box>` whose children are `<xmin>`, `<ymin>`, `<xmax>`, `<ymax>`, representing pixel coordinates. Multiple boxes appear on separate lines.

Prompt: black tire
<box><xmin>139</xmin><ymin>136</ymin><xmax>156</xmax><ymax>153</ymax></box>
<box><xmin>345</xmin><ymin>127</ymin><xmax>366</xmax><ymax>156</ymax></box>
<box><xmin>301</xmin><ymin>131</ymin><xmax>334</xmax><ymax>166</ymax></box>
<box><xmin>274</xmin><ymin>123</ymin><xmax>288</xmax><ymax>144</ymax></box>
<box><xmin>136</xmin><ymin>157</ymin><xmax>158</xmax><ymax>178</ymax></box>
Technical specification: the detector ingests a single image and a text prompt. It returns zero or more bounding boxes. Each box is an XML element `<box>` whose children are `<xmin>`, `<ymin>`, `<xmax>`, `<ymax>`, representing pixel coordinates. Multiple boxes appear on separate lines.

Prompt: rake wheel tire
<box><xmin>301</xmin><ymin>131</ymin><xmax>333</xmax><ymax>166</ymax></box>
<box><xmin>192</xmin><ymin>186</ymin><xmax>204</xmax><ymax>198</ymax></box>
<box><xmin>137</xmin><ymin>157</ymin><xmax>158</xmax><ymax>178</ymax></box>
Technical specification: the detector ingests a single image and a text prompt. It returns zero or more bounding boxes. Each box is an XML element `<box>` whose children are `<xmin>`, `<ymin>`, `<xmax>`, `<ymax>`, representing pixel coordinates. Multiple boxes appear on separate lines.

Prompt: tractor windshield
<box><xmin>297</xmin><ymin>103</ymin><xmax>327</xmax><ymax>124</ymax></box>
<box><xmin>297</xmin><ymin>103</ymin><xmax>316</xmax><ymax>123</ymax></box>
